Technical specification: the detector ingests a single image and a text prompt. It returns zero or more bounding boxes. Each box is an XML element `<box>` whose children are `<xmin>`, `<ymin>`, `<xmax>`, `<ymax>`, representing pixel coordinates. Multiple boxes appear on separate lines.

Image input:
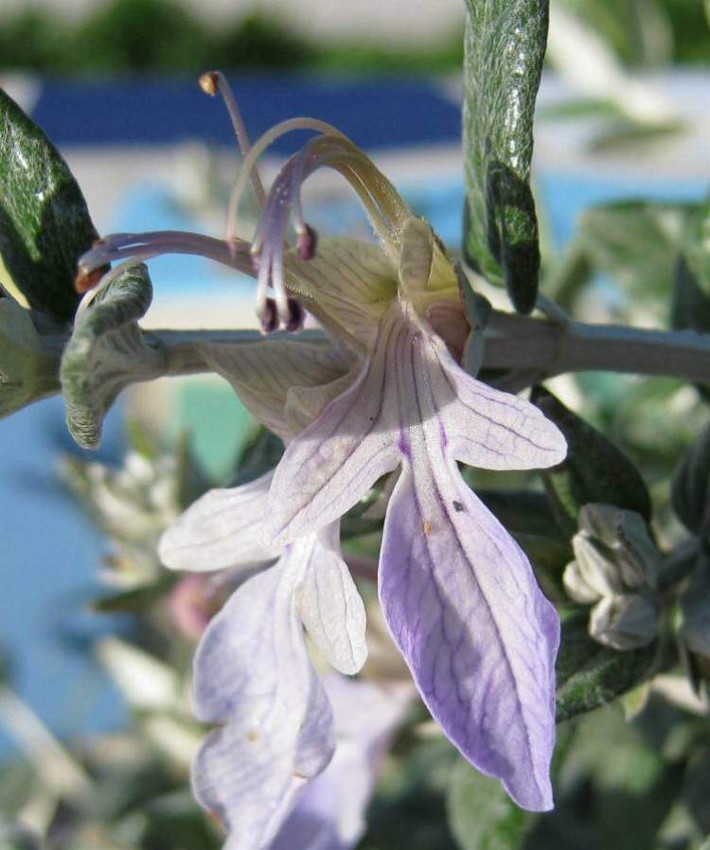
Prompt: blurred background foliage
<box><xmin>0</xmin><ymin>0</ymin><xmax>707</xmax><ymax>75</ymax></box>
<box><xmin>0</xmin><ymin>0</ymin><xmax>463</xmax><ymax>75</ymax></box>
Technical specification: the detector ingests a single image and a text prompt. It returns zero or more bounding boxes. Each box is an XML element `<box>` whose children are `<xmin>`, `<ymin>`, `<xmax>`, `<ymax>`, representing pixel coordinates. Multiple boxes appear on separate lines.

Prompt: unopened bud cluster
<box><xmin>564</xmin><ymin>503</ymin><xmax>661</xmax><ymax>650</ymax></box>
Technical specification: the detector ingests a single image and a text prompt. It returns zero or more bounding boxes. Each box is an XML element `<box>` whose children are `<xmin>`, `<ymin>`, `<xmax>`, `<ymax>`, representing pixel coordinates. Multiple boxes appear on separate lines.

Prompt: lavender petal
<box><xmin>192</xmin><ymin>544</ymin><xmax>335</xmax><ymax>849</ymax></box>
<box><xmin>379</xmin><ymin>458</ymin><xmax>559</xmax><ymax>811</ymax></box>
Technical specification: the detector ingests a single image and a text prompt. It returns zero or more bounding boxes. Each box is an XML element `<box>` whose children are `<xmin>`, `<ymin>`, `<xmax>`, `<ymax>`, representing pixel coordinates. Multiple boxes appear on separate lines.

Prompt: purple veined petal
<box><xmin>269</xmin><ymin>676</ymin><xmax>413</xmax><ymax>850</ymax></box>
<box><xmin>266</xmin><ymin>320</ymin><xmax>405</xmax><ymax>543</ymax></box>
<box><xmin>266</xmin><ymin>302</ymin><xmax>564</xmax><ymax>545</ymax></box>
<box><xmin>379</xmin><ymin>452</ymin><xmax>559</xmax><ymax>811</ymax></box>
<box><xmin>198</xmin><ymin>338</ymin><xmax>351</xmax><ymax>441</ymax></box>
<box><xmin>296</xmin><ymin>523</ymin><xmax>368</xmax><ymax>675</ymax></box>
<box><xmin>158</xmin><ymin>471</ymin><xmax>279</xmax><ymax>572</ymax></box>
<box><xmin>192</xmin><ymin>543</ymin><xmax>335</xmax><ymax>849</ymax></box>
<box><xmin>423</xmin><ymin>327</ymin><xmax>567</xmax><ymax>471</ymax></box>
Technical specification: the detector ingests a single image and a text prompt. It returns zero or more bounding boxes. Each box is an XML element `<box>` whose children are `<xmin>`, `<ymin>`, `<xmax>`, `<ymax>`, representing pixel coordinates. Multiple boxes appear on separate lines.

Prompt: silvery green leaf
<box><xmin>672</xmin><ymin>424</ymin><xmax>710</xmax><ymax>536</ymax></box>
<box><xmin>671</xmin><ymin>202</ymin><xmax>710</xmax><ymax>401</ymax></box>
<box><xmin>462</xmin><ymin>0</ymin><xmax>548</xmax><ymax>313</ymax></box>
<box><xmin>477</xmin><ymin>488</ymin><xmax>562</xmax><ymax>540</ymax></box>
<box><xmin>555</xmin><ymin>612</ymin><xmax>657</xmax><ymax>722</ymax></box>
<box><xmin>577</xmin><ymin>200</ymin><xmax>695</xmax><ymax>304</ymax></box>
<box><xmin>682</xmin><ymin>746</ymin><xmax>710</xmax><ymax>837</ymax></box>
<box><xmin>679</xmin><ymin>198</ymin><xmax>710</xmax><ymax>298</ymax></box>
<box><xmin>561</xmin><ymin>705</ymin><xmax>683</xmax><ymax>850</ymax></box>
<box><xmin>672</xmin><ymin>254</ymin><xmax>710</xmax><ymax>356</ymax></box>
<box><xmin>0</xmin><ymin>288</ymin><xmax>61</xmax><ymax>418</ymax></box>
<box><xmin>60</xmin><ymin>264</ymin><xmax>166</xmax><ymax>449</ymax></box>
<box><xmin>0</xmin><ymin>88</ymin><xmax>97</xmax><ymax>323</ymax></box>
<box><xmin>679</xmin><ymin>554</ymin><xmax>710</xmax><ymax>659</ymax></box>
<box><xmin>446</xmin><ymin>757</ymin><xmax>534</xmax><ymax>850</ymax></box>
<box><xmin>531</xmin><ymin>386</ymin><xmax>652</xmax><ymax>533</ymax></box>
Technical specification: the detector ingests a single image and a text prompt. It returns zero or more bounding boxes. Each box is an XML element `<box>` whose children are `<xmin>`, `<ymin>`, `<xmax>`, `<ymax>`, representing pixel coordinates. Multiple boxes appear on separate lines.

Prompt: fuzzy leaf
<box><xmin>59</xmin><ymin>265</ymin><xmax>165</xmax><ymax>449</ymax></box>
<box><xmin>578</xmin><ymin>200</ymin><xmax>695</xmax><ymax>303</ymax></box>
<box><xmin>671</xmin><ymin>201</ymin><xmax>710</xmax><ymax>402</ymax></box>
<box><xmin>0</xmin><ymin>289</ymin><xmax>61</xmax><ymax>418</ymax></box>
<box><xmin>462</xmin><ymin>0</ymin><xmax>548</xmax><ymax>313</ymax></box>
<box><xmin>555</xmin><ymin>612</ymin><xmax>657</xmax><ymax>722</ymax></box>
<box><xmin>0</xmin><ymin>88</ymin><xmax>97</xmax><ymax>322</ymax></box>
<box><xmin>531</xmin><ymin>386</ymin><xmax>652</xmax><ymax>533</ymax></box>
<box><xmin>447</xmin><ymin>758</ymin><xmax>534</xmax><ymax>850</ymax></box>
<box><xmin>671</xmin><ymin>425</ymin><xmax>710</xmax><ymax>535</ymax></box>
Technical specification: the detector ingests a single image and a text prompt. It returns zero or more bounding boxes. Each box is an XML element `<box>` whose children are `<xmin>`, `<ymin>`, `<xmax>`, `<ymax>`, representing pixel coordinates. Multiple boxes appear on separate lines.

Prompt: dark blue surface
<box><xmin>32</xmin><ymin>75</ymin><xmax>461</xmax><ymax>152</ymax></box>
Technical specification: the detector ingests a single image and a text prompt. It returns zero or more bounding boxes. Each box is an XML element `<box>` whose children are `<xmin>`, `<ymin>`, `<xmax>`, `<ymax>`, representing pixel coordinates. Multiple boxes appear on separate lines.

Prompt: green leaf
<box><xmin>446</xmin><ymin>758</ymin><xmax>535</xmax><ymax>850</ymax></box>
<box><xmin>531</xmin><ymin>386</ymin><xmax>652</xmax><ymax>534</ymax></box>
<box><xmin>672</xmin><ymin>200</ymin><xmax>710</xmax><ymax>348</ymax></box>
<box><xmin>91</xmin><ymin>577</ymin><xmax>175</xmax><ymax>613</ymax></box>
<box><xmin>554</xmin><ymin>704</ymin><xmax>684</xmax><ymax>850</ymax></box>
<box><xmin>0</xmin><ymin>289</ymin><xmax>61</xmax><ymax>419</ymax></box>
<box><xmin>477</xmin><ymin>489</ymin><xmax>561</xmax><ymax>539</ymax></box>
<box><xmin>59</xmin><ymin>265</ymin><xmax>166</xmax><ymax>449</ymax></box>
<box><xmin>462</xmin><ymin>0</ymin><xmax>548</xmax><ymax>313</ymax></box>
<box><xmin>577</xmin><ymin>200</ymin><xmax>694</xmax><ymax>303</ymax></box>
<box><xmin>232</xmin><ymin>427</ymin><xmax>284</xmax><ymax>486</ymax></box>
<box><xmin>136</xmin><ymin>791</ymin><xmax>222</xmax><ymax>849</ymax></box>
<box><xmin>671</xmin><ymin>425</ymin><xmax>710</xmax><ymax>536</ymax></box>
<box><xmin>556</xmin><ymin>612</ymin><xmax>657</xmax><ymax>722</ymax></box>
<box><xmin>682</xmin><ymin>199</ymin><xmax>710</xmax><ymax>297</ymax></box>
<box><xmin>672</xmin><ymin>254</ymin><xmax>710</xmax><ymax>339</ymax></box>
<box><xmin>364</xmin><ymin>737</ymin><xmax>459</xmax><ymax>850</ymax></box>
<box><xmin>683</xmin><ymin>747</ymin><xmax>710</xmax><ymax>836</ymax></box>
<box><xmin>0</xmin><ymin>88</ymin><xmax>97</xmax><ymax>323</ymax></box>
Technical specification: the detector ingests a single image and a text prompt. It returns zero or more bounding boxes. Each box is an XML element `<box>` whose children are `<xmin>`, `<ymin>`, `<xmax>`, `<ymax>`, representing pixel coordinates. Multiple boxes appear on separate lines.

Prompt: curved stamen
<box><xmin>251</xmin><ymin>133</ymin><xmax>413</xmax><ymax>331</ymax></box>
<box><xmin>199</xmin><ymin>70</ymin><xmax>267</xmax><ymax>209</ymax></box>
<box><xmin>226</xmin><ymin>117</ymin><xmax>348</xmax><ymax>252</ymax></box>
<box><xmin>75</xmin><ymin>230</ymin><xmax>255</xmax><ymax>315</ymax></box>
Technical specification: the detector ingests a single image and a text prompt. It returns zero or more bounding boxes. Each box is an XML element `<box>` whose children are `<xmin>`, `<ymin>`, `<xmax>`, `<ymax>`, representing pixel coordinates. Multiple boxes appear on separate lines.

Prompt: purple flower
<box><xmin>246</xmin><ymin>129</ymin><xmax>566</xmax><ymax>811</ymax></box>
<box><xmin>264</xmin><ymin>297</ymin><xmax>564</xmax><ymax>809</ymax></box>
<box><xmin>83</xmin><ymin>77</ymin><xmax>567</xmax><ymax>845</ymax></box>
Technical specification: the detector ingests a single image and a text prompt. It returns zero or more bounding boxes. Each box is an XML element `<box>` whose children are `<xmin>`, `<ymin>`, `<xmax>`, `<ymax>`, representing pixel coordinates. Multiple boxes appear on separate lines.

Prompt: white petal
<box><xmin>297</xmin><ymin>523</ymin><xmax>368</xmax><ymax>675</ymax></box>
<box><xmin>158</xmin><ymin>471</ymin><xmax>279</xmax><ymax>572</ymax></box>
<box><xmin>285</xmin><ymin>238</ymin><xmax>396</xmax><ymax>351</ymax></box>
<box><xmin>199</xmin><ymin>337</ymin><xmax>350</xmax><ymax>441</ymax></box>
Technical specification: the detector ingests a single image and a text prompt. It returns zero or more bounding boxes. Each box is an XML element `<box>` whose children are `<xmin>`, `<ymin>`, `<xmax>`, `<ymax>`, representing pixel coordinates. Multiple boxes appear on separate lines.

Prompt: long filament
<box><xmin>226</xmin><ymin>117</ymin><xmax>348</xmax><ymax>252</ymax></box>
<box><xmin>199</xmin><ymin>71</ymin><xmax>268</xmax><ymax>208</ymax></box>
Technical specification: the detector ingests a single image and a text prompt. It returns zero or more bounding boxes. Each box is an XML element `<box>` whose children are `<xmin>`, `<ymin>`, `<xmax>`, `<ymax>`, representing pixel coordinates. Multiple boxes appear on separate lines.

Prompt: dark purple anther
<box><xmin>285</xmin><ymin>298</ymin><xmax>305</xmax><ymax>332</ymax></box>
<box><xmin>260</xmin><ymin>298</ymin><xmax>279</xmax><ymax>334</ymax></box>
<box><xmin>297</xmin><ymin>225</ymin><xmax>318</xmax><ymax>261</ymax></box>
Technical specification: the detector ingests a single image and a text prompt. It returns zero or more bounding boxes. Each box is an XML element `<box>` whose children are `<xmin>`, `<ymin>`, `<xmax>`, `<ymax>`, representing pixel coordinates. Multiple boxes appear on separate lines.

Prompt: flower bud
<box><xmin>589</xmin><ymin>592</ymin><xmax>659</xmax><ymax>650</ymax></box>
<box><xmin>564</xmin><ymin>503</ymin><xmax>660</xmax><ymax>603</ymax></box>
